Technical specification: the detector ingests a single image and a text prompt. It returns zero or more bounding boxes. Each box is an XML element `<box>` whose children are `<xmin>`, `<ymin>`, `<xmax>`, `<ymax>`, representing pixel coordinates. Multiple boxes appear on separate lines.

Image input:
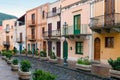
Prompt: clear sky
<box><xmin>0</xmin><ymin>0</ymin><xmax>57</xmax><ymax>18</ymax></box>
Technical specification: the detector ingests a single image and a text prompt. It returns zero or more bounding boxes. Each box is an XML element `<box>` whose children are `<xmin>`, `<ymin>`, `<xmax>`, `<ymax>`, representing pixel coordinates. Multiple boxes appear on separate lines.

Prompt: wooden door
<box><xmin>56</xmin><ymin>41</ymin><xmax>61</xmax><ymax>57</ymax></box>
<box><xmin>94</xmin><ymin>38</ymin><xmax>100</xmax><ymax>61</ymax></box>
<box><xmin>48</xmin><ymin>41</ymin><xmax>52</xmax><ymax>56</ymax></box>
<box><xmin>104</xmin><ymin>0</ymin><xmax>115</xmax><ymax>26</ymax></box>
<box><xmin>48</xmin><ymin>23</ymin><xmax>52</xmax><ymax>37</ymax></box>
<box><xmin>31</xmin><ymin>28</ymin><xmax>35</xmax><ymax>39</ymax></box>
<box><xmin>20</xmin><ymin>33</ymin><xmax>22</xmax><ymax>42</ymax></box>
<box><xmin>43</xmin><ymin>41</ymin><xmax>46</xmax><ymax>51</ymax></box>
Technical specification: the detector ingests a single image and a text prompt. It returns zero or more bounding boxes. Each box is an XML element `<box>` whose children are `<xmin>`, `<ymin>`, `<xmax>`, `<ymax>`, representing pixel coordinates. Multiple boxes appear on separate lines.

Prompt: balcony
<box><xmin>5</xmin><ymin>27</ymin><xmax>10</xmax><ymax>33</ymax></box>
<box><xmin>27</xmin><ymin>35</ymin><xmax>36</xmax><ymax>41</ymax></box>
<box><xmin>90</xmin><ymin>13</ymin><xmax>120</xmax><ymax>33</ymax></box>
<box><xmin>43</xmin><ymin>30</ymin><xmax>61</xmax><ymax>40</ymax></box>
<box><xmin>3</xmin><ymin>41</ymin><xmax>10</xmax><ymax>46</ymax></box>
<box><xmin>16</xmin><ymin>38</ymin><xmax>23</xmax><ymax>43</ymax></box>
<box><xmin>28</xmin><ymin>20</ymin><xmax>36</xmax><ymax>27</ymax></box>
<box><xmin>62</xmin><ymin>24</ymin><xmax>91</xmax><ymax>39</ymax></box>
<box><xmin>47</xmin><ymin>9</ymin><xmax>61</xmax><ymax>18</ymax></box>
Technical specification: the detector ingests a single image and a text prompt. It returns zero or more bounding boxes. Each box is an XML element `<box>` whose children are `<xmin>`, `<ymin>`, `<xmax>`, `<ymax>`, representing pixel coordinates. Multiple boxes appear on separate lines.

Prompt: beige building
<box><xmin>2</xmin><ymin>19</ymin><xmax>17</xmax><ymax>50</ymax></box>
<box><xmin>26</xmin><ymin>3</ymin><xmax>49</xmax><ymax>54</ymax></box>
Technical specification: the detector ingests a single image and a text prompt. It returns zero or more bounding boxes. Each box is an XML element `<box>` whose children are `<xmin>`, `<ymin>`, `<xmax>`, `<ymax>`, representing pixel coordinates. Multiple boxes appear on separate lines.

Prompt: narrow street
<box><xmin>0</xmin><ymin>57</ymin><xmax>18</xmax><ymax>80</ymax></box>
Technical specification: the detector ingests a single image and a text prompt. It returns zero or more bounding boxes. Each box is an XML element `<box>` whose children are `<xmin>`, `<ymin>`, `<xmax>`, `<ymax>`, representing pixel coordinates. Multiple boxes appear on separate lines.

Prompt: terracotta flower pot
<box><xmin>18</xmin><ymin>69</ymin><xmax>31</xmax><ymax>80</ymax></box>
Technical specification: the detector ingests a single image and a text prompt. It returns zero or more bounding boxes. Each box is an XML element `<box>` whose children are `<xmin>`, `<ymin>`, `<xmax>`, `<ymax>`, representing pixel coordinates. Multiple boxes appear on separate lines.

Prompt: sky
<box><xmin>0</xmin><ymin>0</ymin><xmax>57</xmax><ymax>18</ymax></box>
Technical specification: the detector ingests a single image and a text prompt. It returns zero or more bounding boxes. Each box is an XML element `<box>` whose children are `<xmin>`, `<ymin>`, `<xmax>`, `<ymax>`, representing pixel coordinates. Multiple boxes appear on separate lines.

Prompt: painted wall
<box><xmin>2</xmin><ymin>19</ymin><xmax>17</xmax><ymax>50</ymax></box>
<box><xmin>61</xmin><ymin>0</ymin><xmax>92</xmax><ymax>61</ymax></box>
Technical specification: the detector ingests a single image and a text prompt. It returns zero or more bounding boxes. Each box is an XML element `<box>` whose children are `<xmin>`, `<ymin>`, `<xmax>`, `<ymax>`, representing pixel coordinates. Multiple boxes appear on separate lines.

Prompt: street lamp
<box><xmin>63</xmin><ymin>22</ymin><xmax>68</xmax><ymax>66</ymax></box>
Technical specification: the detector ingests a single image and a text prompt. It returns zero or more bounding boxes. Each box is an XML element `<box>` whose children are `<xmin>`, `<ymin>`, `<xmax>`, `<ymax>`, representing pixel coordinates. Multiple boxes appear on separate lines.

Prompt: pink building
<box><xmin>61</xmin><ymin>0</ymin><xmax>92</xmax><ymax>61</ymax></box>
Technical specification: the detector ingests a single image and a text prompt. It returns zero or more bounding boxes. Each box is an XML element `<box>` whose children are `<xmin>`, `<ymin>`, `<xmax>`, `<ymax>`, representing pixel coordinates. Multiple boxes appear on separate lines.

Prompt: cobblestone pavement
<box><xmin>0</xmin><ymin>57</ymin><xmax>18</xmax><ymax>80</ymax></box>
<box><xmin>15</xmin><ymin>56</ymin><xmax>116</xmax><ymax>80</ymax></box>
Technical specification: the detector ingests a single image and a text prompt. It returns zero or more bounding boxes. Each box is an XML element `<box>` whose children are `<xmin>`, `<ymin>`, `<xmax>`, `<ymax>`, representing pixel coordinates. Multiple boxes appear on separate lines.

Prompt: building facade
<box><xmin>61</xmin><ymin>0</ymin><xmax>92</xmax><ymax>61</ymax></box>
<box><xmin>14</xmin><ymin>15</ymin><xmax>26</xmax><ymax>54</ymax></box>
<box><xmin>2</xmin><ymin>19</ymin><xmax>17</xmax><ymax>50</ymax></box>
<box><xmin>26</xmin><ymin>3</ymin><xmax>49</xmax><ymax>54</ymax></box>
<box><xmin>0</xmin><ymin>26</ymin><xmax>4</xmax><ymax>51</ymax></box>
<box><xmin>90</xmin><ymin>0</ymin><xmax>120</xmax><ymax>63</ymax></box>
<box><xmin>44</xmin><ymin>1</ymin><xmax>61</xmax><ymax>58</ymax></box>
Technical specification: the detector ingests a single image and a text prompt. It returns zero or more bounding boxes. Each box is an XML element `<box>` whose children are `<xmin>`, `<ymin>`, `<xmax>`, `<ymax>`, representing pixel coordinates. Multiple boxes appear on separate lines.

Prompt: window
<box><xmin>11</xmin><ymin>36</ymin><xmax>13</xmax><ymax>39</ymax></box>
<box><xmin>42</xmin><ymin>11</ymin><xmax>45</xmax><ymax>19</ymax></box>
<box><xmin>32</xmin><ymin>14</ymin><xmax>35</xmax><ymax>24</ymax></box>
<box><xmin>76</xmin><ymin>42</ymin><xmax>83</xmax><ymax>54</ymax></box>
<box><xmin>52</xmin><ymin>7</ymin><xmax>56</xmax><ymax>13</ymax></box>
<box><xmin>42</xmin><ymin>27</ymin><xmax>45</xmax><ymax>34</ymax></box>
<box><xmin>57</xmin><ymin>21</ymin><xmax>60</xmax><ymax>30</ymax></box>
<box><xmin>105</xmin><ymin>37</ymin><xmax>114</xmax><ymax>48</ymax></box>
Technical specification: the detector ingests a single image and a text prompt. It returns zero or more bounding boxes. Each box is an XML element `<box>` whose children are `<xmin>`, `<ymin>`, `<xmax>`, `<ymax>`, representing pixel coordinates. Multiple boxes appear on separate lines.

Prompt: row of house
<box><xmin>1</xmin><ymin>0</ymin><xmax>120</xmax><ymax>63</ymax></box>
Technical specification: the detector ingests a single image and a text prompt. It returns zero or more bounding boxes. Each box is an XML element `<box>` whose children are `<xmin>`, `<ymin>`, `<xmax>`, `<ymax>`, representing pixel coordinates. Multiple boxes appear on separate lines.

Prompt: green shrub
<box><xmin>12</xmin><ymin>59</ymin><xmax>18</xmax><ymax>65</ymax></box>
<box><xmin>77</xmin><ymin>56</ymin><xmax>91</xmax><ymax>65</ymax></box>
<box><xmin>21</xmin><ymin>49</ymin><xmax>26</xmax><ymax>54</ymax></box>
<box><xmin>40</xmin><ymin>51</ymin><xmax>47</xmax><ymax>57</ymax></box>
<box><xmin>28</xmin><ymin>50</ymin><xmax>32</xmax><ymax>55</ymax></box>
<box><xmin>1</xmin><ymin>50</ymin><xmax>7</xmax><ymax>56</ymax></box>
<box><xmin>6</xmin><ymin>52</ymin><xmax>13</xmax><ymax>60</ymax></box>
<box><xmin>108</xmin><ymin>57</ymin><xmax>120</xmax><ymax>71</ymax></box>
<box><xmin>35</xmin><ymin>50</ymin><xmax>39</xmax><ymax>56</ymax></box>
<box><xmin>13</xmin><ymin>47</ymin><xmax>17</xmax><ymax>55</ymax></box>
<box><xmin>32</xmin><ymin>69</ymin><xmax>56</xmax><ymax>80</ymax></box>
<box><xmin>50</xmin><ymin>51</ymin><xmax>56</xmax><ymax>59</ymax></box>
<box><xmin>20</xmin><ymin>60</ymin><xmax>31</xmax><ymax>72</ymax></box>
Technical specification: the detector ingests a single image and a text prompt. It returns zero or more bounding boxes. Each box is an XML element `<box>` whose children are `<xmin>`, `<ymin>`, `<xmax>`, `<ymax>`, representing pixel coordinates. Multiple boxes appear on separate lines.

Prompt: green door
<box><xmin>19</xmin><ymin>44</ymin><xmax>22</xmax><ymax>54</ymax></box>
<box><xmin>63</xmin><ymin>41</ymin><xmax>68</xmax><ymax>59</ymax></box>
<box><xmin>74</xmin><ymin>14</ymin><xmax>80</xmax><ymax>35</ymax></box>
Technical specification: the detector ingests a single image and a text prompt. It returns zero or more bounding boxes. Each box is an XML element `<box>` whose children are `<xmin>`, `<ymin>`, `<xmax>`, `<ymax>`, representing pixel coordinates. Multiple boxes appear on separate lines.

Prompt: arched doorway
<box><xmin>63</xmin><ymin>41</ymin><xmax>68</xmax><ymax>59</ymax></box>
<box><xmin>94</xmin><ymin>38</ymin><xmax>101</xmax><ymax>61</ymax></box>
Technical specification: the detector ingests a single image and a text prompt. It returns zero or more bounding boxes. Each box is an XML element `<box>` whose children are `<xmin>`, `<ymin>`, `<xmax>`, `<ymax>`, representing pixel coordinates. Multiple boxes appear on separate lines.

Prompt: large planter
<box><xmin>109</xmin><ymin>69</ymin><xmax>120</xmax><ymax>79</ymax></box>
<box><xmin>18</xmin><ymin>69</ymin><xmax>31</xmax><ymax>80</ymax></box>
<box><xmin>34</xmin><ymin>55</ymin><xmax>39</xmax><ymax>59</ymax></box>
<box><xmin>6</xmin><ymin>58</ymin><xmax>13</xmax><ymax>64</ymax></box>
<box><xmin>27</xmin><ymin>54</ymin><xmax>33</xmax><ymax>57</ymax></box>
<box><xmin>1</xmin><ymin>56</ymin><xmax>6</xmax><ymax>60</ymax></box>
<box><xmin>40</xmin><ymin>57</ymin><xmax>48</xmax><ymax>61</ymax></box>
<box><xmin>11</xmin><ymin>64</ymin><xmax>19</xmax><ymax>71</ymax></box>
<box><xmin>49</xmin><ymin>58</ymin><xmax>58</xmax><ymax>63</ymax></box>
<box><xmin>76</xmin><ymin>63</ymin><xmax>91</xmax><ymax>71</ymax></box>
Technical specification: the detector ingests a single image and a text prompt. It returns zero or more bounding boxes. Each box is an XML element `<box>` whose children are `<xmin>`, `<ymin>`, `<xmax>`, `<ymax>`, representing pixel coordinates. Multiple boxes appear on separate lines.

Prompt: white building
<box><xmin>14</xmin><ymin>15</ymin><xmax>26</xmax><ymax>54</ymax></box>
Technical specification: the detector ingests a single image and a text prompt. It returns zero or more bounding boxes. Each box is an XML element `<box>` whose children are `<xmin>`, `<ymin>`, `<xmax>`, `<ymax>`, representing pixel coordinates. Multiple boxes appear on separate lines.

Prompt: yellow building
<box><xmin>90</xmin><ymin>0</ymin><xmax>120</xmax><ymax>63</ymax></box>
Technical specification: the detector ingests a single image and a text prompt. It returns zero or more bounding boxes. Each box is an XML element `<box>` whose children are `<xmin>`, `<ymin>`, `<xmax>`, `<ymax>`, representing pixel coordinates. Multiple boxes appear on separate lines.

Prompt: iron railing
<box><xmin>3</xmin><ymin>41</ymin><xmax>10</xmax><ymax>46</ymax></box>
<box><xmin>62</xmin><ymin>24</ymin><xmax>91</xmax><ymax>35</ymax></box>
<box><xmin>43</xmin><ymin>30</ymin><xmax>61</xmax><ymax>37</ymax></box>
<box><xmin>27</xmin><ymin>35</ymin><xmax>36</xmax><ymax>41</ymax></box>
<box><xmin>90</xmin><ymin>13</ymin><xmax>120</xmax><ymax>28</ymax></box>
<box><xmin>47</xmin><ymin>9</ymin><xmax>61</xmax><ymax>18</ymax></box>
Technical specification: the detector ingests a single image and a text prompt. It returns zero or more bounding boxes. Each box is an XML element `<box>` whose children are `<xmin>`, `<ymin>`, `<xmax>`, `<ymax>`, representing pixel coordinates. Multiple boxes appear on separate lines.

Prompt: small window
<box><xmin>52</xmin><ymin>7</ymin><xmax>56</xmax><ymax>13</ymax></box>
<box><xmin>42</xmin><ymin>11</ymin><xmax>45</xmax><ymax>19</ymax></box>
<box><xmin>42</xmin><ymin>27</ymin><xmax>45</xmax><ymax>34</ymax></box>
<box><xmin>11</xmin><ymin>36</ymin><xmax>13</xmax><ymax>39</ymax></box>
<box><xmin>105</xmin><ymin>37</ymin><xmax>114</xmax><ymax>48</ymax></box>
<box><xmin>76</xmin><ymin>42</ymin><xmax>83</xmax><ymax>54</ymax></box>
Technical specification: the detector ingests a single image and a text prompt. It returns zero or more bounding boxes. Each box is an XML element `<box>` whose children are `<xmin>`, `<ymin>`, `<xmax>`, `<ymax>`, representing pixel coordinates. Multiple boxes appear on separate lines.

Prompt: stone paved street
<box><xmin>0</xmin><ymin>57</ymin><xmax>18</xmax><ymax>80</ymax></box>
<box><xmin>0</xmin><ymin>55</ymin><xmax>116</xmax><ymax>80</ymax></box>
<box><xmin>15</xmin><ymin>56</ymin><xmax>116</xmax><ymax>80</ymax></box>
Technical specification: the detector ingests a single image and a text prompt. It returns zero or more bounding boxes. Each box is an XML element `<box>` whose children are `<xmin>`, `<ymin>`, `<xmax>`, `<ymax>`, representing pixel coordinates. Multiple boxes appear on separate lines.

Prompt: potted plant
<box><xmin>40</xmin><ymin>51</ymin><xmax>48</xmax><ymax>60</ymax></box>
<box><xmin>34</xmin><ymin>49</ymin><xmax>39</xmax><ymax>58</ymax></box>
<box><xmin>18</xmin><ymin>60</ymin><xmax>32</xmax><ymax>80</ymax></box>
<box><xmin>76</xmin><ymin>56</ymin><xmax>91</xmax><ymax>71</ymax></box>
<box><xmin>21</xmin><ymin>49</ymin><xmax>26</xmax><ymax>56</ymax></box>
<box><xmin>27</xmin><ymin>50</ymin><xmax>32</xmax><ymax>57</ymax></box>
<box><xmin>1</xmin><ymin>50</ymin><xmax>7</xmax><ymax>60</ymax></box>
<box><xmin>49</xmin><ymin>51</ymin><xmax>57</xmax><ymax>63</ymax></box>
<box><xmin>13</xmin><ymin>47</ymin><xmax>18</xmax><ymax>56</ymax></box>
<box><xmin>108</xmin><ymin>57</ymin><xmax>120</xmax><ymax>78</ymax></box>
<box><xmin>6</xmin><ymin>52</ymin><xmax>13</xmax><ymax>64</ymax></box>
<box><xmin>11</xmin><ymin>59</ymin><xmax>19</xmax><ymax>71</ymax></box>
<box><xmin>32</xmin><ymin>69</ymin><xmax>56</xmax><ymax>80</ymax></box>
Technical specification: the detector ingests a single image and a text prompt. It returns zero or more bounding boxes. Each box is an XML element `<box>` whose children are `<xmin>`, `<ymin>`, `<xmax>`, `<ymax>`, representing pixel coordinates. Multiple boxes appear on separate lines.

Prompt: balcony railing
<box><xmin>3</xmin><ymin>41</ymin><xmax>10</xmax><ymax>46</ymax></box>
<box><xmin>27</xmin><ymin>35</ymin><xmax>36</xmax><ymax>41</ymax></box>
<box><xmin>43</xmin><ymin>30</ymin><xmax>61</xmax><ymax>37</ymax></box>
<box><xmin>28</xmin><ymin>20</ymin><xmax>36</xmax><ymax>27</ymax></box>
<box><xmin>47</xmin><ymin>9</ymin><xmax>61</xmax><ymax>18</ymax></box>
<box><xmin>90</xmin><ymin>13</ymin><xmax>120</xmax><ymax>28</ymax></box>
<box><xmin>16</xmin><ymin>38</ymin><xmax>23</xmax><ymax>43</ymax></box>
<box><xmin>62</xmin><ymin>24</ymin><xmax>91</xmax><ymax>36</ymax></box>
